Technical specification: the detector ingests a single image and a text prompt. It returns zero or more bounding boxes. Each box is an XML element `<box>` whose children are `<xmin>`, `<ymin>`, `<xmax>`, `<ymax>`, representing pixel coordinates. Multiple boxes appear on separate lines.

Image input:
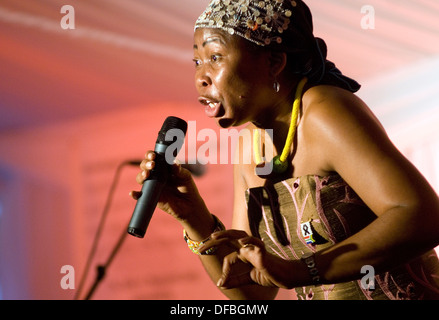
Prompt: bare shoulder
<box><xmin>302</xmin><ymin>85</ymin><xmax>383</xmax><ymax>132</ymax></box>
<box><xmin>300</xmin><ymin>85</ymin><xmax>439</xmax><ymax>215</ymax></box>
<box><xmin>300</xmin><ymin>85</ymin><xmax>392</xmax><ymax>172</ymax></box>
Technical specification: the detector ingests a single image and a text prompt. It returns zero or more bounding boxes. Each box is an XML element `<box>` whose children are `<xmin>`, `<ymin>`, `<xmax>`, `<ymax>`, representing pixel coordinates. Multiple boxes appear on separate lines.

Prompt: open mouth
<box><xmin>198</xmin><ymin>97</ymin><xmax>222</xmax><ymax>118</ymax></box>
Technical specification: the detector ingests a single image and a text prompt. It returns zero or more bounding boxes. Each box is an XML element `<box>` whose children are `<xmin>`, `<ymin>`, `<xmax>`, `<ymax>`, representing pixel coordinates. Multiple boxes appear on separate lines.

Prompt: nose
<box><xmin>195</xmin><ymin>69</ymin><xmax>212</xmax><ymax>91</ymax></box>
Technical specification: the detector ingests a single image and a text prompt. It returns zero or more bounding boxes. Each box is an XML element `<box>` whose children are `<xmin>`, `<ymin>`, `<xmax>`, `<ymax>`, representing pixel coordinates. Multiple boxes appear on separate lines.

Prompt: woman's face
<box><xmin>193</xmin><ymin>28</ymin><xmax>274</xmax><ymax>128</ymax></box>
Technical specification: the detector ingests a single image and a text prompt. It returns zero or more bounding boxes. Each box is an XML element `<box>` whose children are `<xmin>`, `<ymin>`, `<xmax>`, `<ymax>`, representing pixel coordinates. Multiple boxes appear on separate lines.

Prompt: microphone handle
<box><xmin>127</xmin><ymin>152</ymin><xmax>170</xmax><ymax>238</ymax></box>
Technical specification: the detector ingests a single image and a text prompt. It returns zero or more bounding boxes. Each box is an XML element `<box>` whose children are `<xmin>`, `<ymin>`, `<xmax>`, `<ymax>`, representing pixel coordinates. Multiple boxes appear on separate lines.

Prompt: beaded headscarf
<box><xmin>195</xmin><ymin>0</ymin><xmax>360</xmax><ymax>92</ymax></box>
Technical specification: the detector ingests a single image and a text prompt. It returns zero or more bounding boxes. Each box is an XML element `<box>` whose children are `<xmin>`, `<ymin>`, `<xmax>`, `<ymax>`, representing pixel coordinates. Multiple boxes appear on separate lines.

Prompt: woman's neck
<box><xmin>252</xmin><ymin>78</ymin><xmax>310</xmax><ymax>158</ymax></box>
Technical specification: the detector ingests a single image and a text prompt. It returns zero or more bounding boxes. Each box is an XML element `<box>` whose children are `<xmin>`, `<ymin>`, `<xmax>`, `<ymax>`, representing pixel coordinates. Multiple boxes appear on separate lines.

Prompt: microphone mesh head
<box><xmin>156</xmin><ymin>116</ymin><xmax>188</xmax><ymax>145</ymax></box>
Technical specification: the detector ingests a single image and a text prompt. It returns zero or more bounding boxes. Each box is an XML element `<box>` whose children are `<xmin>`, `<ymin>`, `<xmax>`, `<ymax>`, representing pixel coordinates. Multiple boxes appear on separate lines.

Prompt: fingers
<box><xmin>135</xmin><ymin>151</ymin><xmax>156</xmax><ymax>185</ymax></box>
<box><xmin>129</xmin><ymin>190</ymin><xmax>142</xmax><ymax>200</ymax></box>
<box><xmin>217</xmin><ymin>252</ymin><xmax>254</xmax><ymax>289</ymax></box>
<box><xmin>130</xmin><ymin>151</ymin><xmax>155</xmax><ymax>198</ymax></box>
<box><xmin>140</xmin><ymin>151</ymin><xmax>155</xmax><ymax>171</ymax></box>
<box><xmin>198</xmin><ymin>230</ymin><xmax>249</xmax><ymax>254</ymax></box>
<box><xmin>217</xmin><ymin>238</ymin><xmax>266</xmax><ymax>289</ymax></box>
<box><xmin>236</xmin><ymin>238</ymin><xmax>266</xmax><ymax>270</ymax></box>
<box><xmin>139</xmin><ymin>151</ymin><xmax>192</xmax><ymax>183</ymax></box>
<box><xmin>198</xmin><ymin>230</ymin><xmax>269</xmax><ymax>289</ymax></box>
<box><xmin>238</xmin><ymin>236</ymin><xmax>266</xmax><ymax>255</ymax></box>
<box><xmin>212</xmin><ymin>229</ymin><xmax>249</xmax><ymax>240</ymax></box>
<box><xmin>144</xmin><ymin>150</ymin><xmax>156</xmax><ymax>161</ymax></box>
<box><xmin>131</xmin><ymin>150</ymin><xmax>192</xmax><ymax>200</ymax></box>
<box><xmin>140</xmin><ymin>158</ymin><xmax>155</xmax><ymax>171</ymax></box>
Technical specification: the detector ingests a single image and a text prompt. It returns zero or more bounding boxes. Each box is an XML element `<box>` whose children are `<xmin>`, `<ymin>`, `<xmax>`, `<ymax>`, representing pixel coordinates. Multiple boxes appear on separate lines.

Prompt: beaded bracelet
<box><xmin>183</xmin><ymin>215</ymin><xmax>225</xmax><ymax>255</ymax></box>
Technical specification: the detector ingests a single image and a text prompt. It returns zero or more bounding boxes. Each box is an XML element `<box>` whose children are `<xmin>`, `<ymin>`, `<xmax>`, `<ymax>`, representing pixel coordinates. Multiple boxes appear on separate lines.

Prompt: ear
<box><xmin>269</xmin><ymin>51</ymin><xmax>287</xmax><ymax>78</ymax></box>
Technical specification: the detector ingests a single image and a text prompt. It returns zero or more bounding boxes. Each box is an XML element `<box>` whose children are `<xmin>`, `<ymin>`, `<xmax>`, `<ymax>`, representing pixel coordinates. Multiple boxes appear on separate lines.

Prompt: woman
<box><xmin>132</xmin><ymin>0</ymin><xmax>439</xmax><ymax>300</ymax></box>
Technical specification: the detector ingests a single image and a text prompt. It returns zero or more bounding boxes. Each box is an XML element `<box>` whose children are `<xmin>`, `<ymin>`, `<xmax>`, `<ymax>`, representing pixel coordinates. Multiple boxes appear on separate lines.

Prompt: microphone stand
<box><xmin>83</xmin><ymin>225</ymin><xmax>128</xmax><ymax>300</ymax></box>
<box><xmin>74</xmin><ymin>160</ymin><xmax>140</xmax><ymax>300</ymax></box>
<box><xmin>74</xmin><ymin>158</ymin><xmax>204</xmax><ymax>299</ymax></box>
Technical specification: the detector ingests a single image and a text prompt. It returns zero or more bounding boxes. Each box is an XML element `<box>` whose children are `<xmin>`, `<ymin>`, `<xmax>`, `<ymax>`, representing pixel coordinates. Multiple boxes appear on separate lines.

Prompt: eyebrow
<box><xmin>193</xmin><ymin>37</ymin><xmax>225</xmax><ymax>49</ymax></box>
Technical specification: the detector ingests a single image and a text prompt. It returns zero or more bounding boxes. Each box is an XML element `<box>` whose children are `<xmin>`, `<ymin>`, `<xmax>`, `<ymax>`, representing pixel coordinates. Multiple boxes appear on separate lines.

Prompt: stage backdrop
<box><xmin>0</xmin><ymin>0</ymin><xmax>438</xmax><ymax>300</ymax></box>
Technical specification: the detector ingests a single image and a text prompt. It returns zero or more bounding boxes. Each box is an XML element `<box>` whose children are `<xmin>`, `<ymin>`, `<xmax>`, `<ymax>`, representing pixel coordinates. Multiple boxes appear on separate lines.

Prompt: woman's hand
<box><xmin>199</xmin><ymin>230</ymin><xmax>297</xmax><ymax>290</ymax></box>
<box><xmin>129</xmin><ymin>151</ymin><xmax>209</xmax><ymax>223</ymax></box>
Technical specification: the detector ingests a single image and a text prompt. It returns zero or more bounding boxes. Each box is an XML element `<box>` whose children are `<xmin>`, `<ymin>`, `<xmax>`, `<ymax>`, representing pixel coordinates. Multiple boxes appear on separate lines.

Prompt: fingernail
<box><xmin>211</xmin><ymin>231</ymin><xmax>221</xmax><ymax>238</ymax></box>
<box><xmin>217</xmin><ymin>278</ymin><xmax>224</xmax><ymax>287</ymax></box>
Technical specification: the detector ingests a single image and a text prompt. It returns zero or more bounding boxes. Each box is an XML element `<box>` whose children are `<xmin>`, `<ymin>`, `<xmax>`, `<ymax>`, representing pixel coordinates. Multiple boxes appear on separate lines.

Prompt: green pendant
<box><xmin>272</xmin><ymin>155</ymin><xmax>288</xmax><ymax>174</ymax></box>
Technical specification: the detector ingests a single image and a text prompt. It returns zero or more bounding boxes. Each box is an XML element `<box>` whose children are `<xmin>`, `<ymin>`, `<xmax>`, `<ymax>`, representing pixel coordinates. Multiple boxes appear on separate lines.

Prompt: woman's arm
<box><xmin>196</xmin><ymin>159</ymin><xmax>279</xmax><ymax>299</ymax></box>
<box><xmin>133</xmin><ymin>150</ymin><xmax>278</xmax><ymax>299</ymax></box>
<box><xmin>301</xmin><ymin>86</ymin><xmax>439</xmax><ymax>283</ymax></box>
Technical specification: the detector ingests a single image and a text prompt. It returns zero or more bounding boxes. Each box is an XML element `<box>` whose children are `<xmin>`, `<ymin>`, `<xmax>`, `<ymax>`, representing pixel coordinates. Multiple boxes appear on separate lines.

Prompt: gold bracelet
<box><xmin>183</xmin><ymin>215</ymin><xmax>225</xmax><ymax>255</ymax></box>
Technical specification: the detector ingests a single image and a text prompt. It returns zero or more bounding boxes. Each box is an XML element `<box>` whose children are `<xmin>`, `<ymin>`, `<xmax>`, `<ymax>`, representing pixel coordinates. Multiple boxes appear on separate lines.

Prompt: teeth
<box><xmin>199</xmin><ymin>97</ymin><xmax>218</xmax><ymax>108</ymax></box>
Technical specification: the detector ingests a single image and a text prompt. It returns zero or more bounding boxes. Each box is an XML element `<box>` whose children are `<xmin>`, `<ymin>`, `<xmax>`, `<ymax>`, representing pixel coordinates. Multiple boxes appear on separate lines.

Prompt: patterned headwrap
<box><xmin>195</xmin><ymin>0</ymin><xmax>360</xmax><ymax>92</ymax></box>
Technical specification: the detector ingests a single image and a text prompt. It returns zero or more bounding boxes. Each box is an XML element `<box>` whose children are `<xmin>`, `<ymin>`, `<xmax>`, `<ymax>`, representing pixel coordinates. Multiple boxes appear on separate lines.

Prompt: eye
<box><xmin>192</xmin><ymin>58</ymin><xmax>201</xmax><ymax>67</ymax></box>
<box><xmin>211</xmin><ymin>54</ymin><xmax>221</xmax><ymax>62</ymax></box>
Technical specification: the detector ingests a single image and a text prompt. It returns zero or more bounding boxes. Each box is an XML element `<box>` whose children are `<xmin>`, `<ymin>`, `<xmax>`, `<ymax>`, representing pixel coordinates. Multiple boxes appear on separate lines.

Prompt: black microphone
<box><xmin>127</xmin><ymin>116</ymin><xmax>187</xmax><ymax>238</ymax></box>
<box><xmin>125</xmin><ymin>160</ymin><xmax>207</xmax><ymax>177</ymax></box>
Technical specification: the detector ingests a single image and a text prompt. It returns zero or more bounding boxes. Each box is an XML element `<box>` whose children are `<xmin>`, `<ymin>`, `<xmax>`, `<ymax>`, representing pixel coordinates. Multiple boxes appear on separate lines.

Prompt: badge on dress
<box><xmin>301</xmin><ymin>221</ymin><xmax>316</xmax><ymax>245</ymax></box>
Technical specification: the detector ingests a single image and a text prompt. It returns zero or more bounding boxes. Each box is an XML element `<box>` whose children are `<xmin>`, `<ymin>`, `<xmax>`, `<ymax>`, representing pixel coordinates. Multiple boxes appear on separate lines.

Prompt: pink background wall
<box><xmin>0</xmin><ymin>0</ymin><xmax>438</xmax><ymax>300</ymax></box>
